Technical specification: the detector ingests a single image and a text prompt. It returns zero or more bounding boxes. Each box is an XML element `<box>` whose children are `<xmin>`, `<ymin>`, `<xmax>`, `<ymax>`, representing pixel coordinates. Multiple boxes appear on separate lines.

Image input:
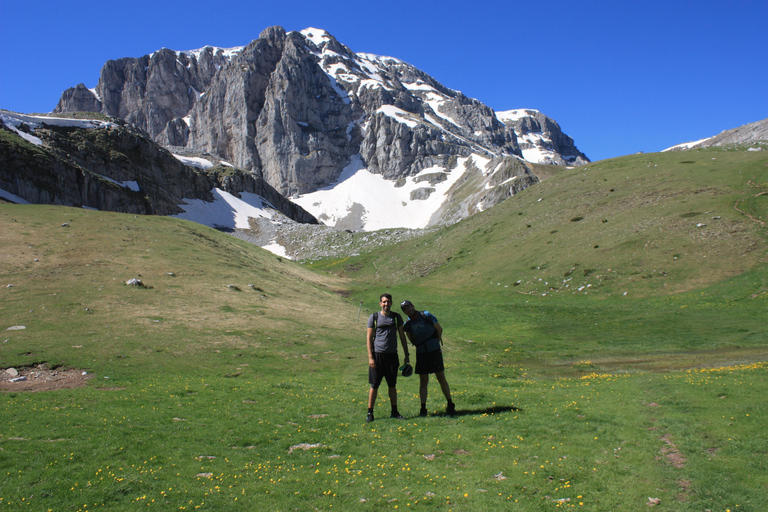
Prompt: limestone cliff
<box><xmin>53</xmin><ymin>26</ymin><xmax>589</xmax><ymax>204</ymax></box>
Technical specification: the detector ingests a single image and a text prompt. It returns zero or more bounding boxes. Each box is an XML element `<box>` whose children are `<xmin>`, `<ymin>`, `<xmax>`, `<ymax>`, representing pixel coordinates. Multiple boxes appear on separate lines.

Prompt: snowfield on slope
<box><xmin>291</xmin><ymin>154</ymin><xmax>487</xmax><ymax>231</ymax></box>
<box><xmin>171</xmin><ymin>189</ymin><xmax>274</xmax><ymax>230</ymax></box>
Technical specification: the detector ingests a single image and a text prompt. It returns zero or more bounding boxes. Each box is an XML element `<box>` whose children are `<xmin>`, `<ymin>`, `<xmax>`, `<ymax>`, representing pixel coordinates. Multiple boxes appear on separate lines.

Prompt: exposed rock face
<box><xmin>429</xmin><ymin>155</ymin><xmax>539</xmax><ymax>226</ymax></box>
<box><xmin>185</xmin><ymin>27</ymin><xmax>363</xmax><ymax>196</ymax></box>
<box><xmin>53</xmin><ymin>26</ymin><xmax>589</xmax><ymax>203</ymax></box>
<box><xmin>667</xmin><ymin>117</ymin><xmax>768</xmax><ymax>150</ymax></box>
<box><xmin>705</xmin><ymin>118</ymin><xmax>768</xmax><ymax>146</ymax></box>
<box><xmin>0</xmin><ymin>114</ymin><xmax>316</xmax><ymax>224</ymax></box>
<box><xmin>55</xmin><ymin>46</ymin><xmax>235</xmax><ymax>141</ymax></box>
<box><xmin>55</xmin><ymin>83</ymin><xmax>102</xmax><ymax>113</ymax></box>
<box><xmin>496</xmin><ymin>109</ymin><xmax>590</xmax><ymax>166</ymax></box>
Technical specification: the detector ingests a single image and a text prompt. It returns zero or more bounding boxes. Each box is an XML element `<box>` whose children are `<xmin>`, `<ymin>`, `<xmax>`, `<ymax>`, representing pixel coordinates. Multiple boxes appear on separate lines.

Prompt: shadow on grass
<box><xmin>428</xmin><ymin>405</ymin><xmax>522</xmax><ymax>418</ymax></box>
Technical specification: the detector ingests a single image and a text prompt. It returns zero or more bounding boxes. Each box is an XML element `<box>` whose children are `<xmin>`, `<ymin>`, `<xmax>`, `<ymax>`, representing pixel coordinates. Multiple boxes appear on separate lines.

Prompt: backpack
<box><xmin>421</xmin><ymin>311</ymin><xmax>443</xmax><ymax>346</ymax></box>
<box><xmin>406</xmin><ymin>311</ymin><xmax>442</xmax><ymax>346</ymax></box>
<box><xmin>370</xmin><ymin>311</ymin><xmax>403</xmax><ymax>330</ymax></box>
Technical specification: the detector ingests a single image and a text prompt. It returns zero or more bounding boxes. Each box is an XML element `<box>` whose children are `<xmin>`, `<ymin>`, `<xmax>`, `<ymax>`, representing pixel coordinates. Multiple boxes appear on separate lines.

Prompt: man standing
<box><xmin>400</xmin><ymin>300</ymin><xmax>455</xmax><ymax>417</ymax></box>
<box><xmin>366</xmin><ymin>293</ymin><xmax>410</xmax><ymax>423</ymax></box>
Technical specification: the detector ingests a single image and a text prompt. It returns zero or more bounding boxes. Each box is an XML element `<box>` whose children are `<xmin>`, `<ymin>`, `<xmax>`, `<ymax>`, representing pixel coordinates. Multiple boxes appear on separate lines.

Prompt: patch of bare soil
<box><xmin>1</xmin><ymin>364</ymin><xmax>92</xmax><ymax>392</ymax></box>
<box><xmin>676</xmin><ymin>479</ymin><xmax>691</xmax><ymax>502</ymax></box>
<box><xmin>659</xmin><ymin>433</ymin><xmax>687</xmax><ymax>468</ymax></box>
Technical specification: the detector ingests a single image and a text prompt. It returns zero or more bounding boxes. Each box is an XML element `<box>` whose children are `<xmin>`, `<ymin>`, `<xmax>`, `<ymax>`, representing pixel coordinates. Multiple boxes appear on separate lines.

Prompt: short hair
<box><xmin>380</xmin><ymin>293</ymin><xmax>393</xmax><ymax>301</ymax></box>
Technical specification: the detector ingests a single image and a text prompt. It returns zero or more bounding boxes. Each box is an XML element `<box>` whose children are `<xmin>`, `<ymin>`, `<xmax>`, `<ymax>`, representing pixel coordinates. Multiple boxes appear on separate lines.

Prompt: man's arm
<box><xmin>398</xmin><ymin>325</ymin><xmax>410</xmax><ymax>363</ymax></box>
<box><xmin>433</xmin><ymin>321</ymin><xmax>443</xmax><ymax>343</ymax></box>
<box><xmin>367</xmin><ymin>327</ymin><xmax>376</xmax><ymax>368</ymax></box>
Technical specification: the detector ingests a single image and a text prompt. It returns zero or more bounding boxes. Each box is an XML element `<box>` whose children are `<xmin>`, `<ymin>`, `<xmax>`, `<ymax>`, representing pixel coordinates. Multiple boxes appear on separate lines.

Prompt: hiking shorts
<box><xmin>415</xmin><ymin>349</ymin><xmax>445</xmax><ymax>375</ymax></box>
<box><xmin>369</xmin><ymin>352</ymin><xmax>399</xmax><ymax>389</ymax></box>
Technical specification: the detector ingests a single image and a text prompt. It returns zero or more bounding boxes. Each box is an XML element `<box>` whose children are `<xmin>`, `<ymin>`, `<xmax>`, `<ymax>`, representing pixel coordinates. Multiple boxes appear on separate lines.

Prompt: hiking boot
<box><xmin>446</xmin><ymin>402</ymin><xmax>456</xmax><ymax>417</ymax></box>
<box><xmin>366</xmin><ymin>412</ymin><xmax>374</xmax><ymax>423</ymax></box>
<box><xmin>390</xmin><ymin>412</ymin><xmax>406</xmax><ymax>420</ymax></box>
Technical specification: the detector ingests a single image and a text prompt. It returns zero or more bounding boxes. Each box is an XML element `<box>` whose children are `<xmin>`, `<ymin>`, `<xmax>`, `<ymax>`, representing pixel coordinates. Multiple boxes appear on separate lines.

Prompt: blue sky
<box><xmin>1</xmin><ymin>0</ymin><xmax>765</xmax><ymax>162</ymax></box>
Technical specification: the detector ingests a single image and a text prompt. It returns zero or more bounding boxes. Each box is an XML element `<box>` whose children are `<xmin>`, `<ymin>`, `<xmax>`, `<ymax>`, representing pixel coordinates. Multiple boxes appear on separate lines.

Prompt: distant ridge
<box><xmin>665</xmin><ymin>116</ymin><xmax>768</xmax><ymax>151</ymax></box>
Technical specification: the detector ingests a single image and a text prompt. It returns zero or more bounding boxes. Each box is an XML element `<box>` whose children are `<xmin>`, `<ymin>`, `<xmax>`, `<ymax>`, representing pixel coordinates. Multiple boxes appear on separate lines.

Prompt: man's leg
<box><xmin>388</xmin><ymin>386</ymin><xmax>397</xmax><ymax>409</ymax></box>
<box><xmin>366</xmin><ymin>386</ymin><xmax>378</xmax><ymax>422</ymax></box>
<box><xmin>435</xmin><ymin>371</ymin><xmax>455</xmax><ymax>415</ymax></box>
<box><xmin>435</xmin><ymin>371</ymin><xmax>452</xmax><ymax>401</ymax></box>
<box><xmin>419</xmin><ymin>374</ymin><xmax>429</xmax><ymax>406</ymax></box>
<box><xmin>388</xmin><ymin>386</ymin><xmax>405</xmax><ymax>419</ymax></box>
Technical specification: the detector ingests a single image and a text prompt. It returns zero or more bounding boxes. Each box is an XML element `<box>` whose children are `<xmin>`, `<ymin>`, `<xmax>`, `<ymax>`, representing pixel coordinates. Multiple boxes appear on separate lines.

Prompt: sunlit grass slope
<box><xmin>317</xmin><ymin>145</ymin><xmax>768</xmax><ymax>298</ymax></box>
<box><xmin>312</xmin><ymin>145</ymin><xmax>768</xmax><ymax>369</ymax></box>
<box><xmin>0</xmin><ymin>204</ymin><xmax>359</xmax><ymax>375</ymax></box>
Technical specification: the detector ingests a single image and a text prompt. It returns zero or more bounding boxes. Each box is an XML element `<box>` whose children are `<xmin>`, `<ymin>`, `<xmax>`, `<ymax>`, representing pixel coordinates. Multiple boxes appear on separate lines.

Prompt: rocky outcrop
<box><xmin>667</xmin><ymin>117</ymin><xmax>768</xmax><ymax>151</ymax></box>
<box><xmin>496</xmin><ymin>109</ymin><xmax>589</xmax><ymax>166</ymax></box>
<box><xmin>0</xmin><ymin>125</ymin><xmax>149</xmax><ymax>212</ymax></box>
<box><xmin>55</xmin><ymin>46</ymin><xmax>237</xmax><ymax>141</ymax></box>
<box><xmin>0</xmin><ymin>113</ymin><xmax>317</xmax><ymax>224</ymax></box>
<box><xmin>704</xmin><ymin>117</ymin><xmax>768</xmax><ymax>146</ymax></box>
<box><xmin>53</xmin><ymin>26</ymin><xmax>589</xmax><ymax>203</ymax></box>
<box><xmin>428</xmin><ymin>155</ymin><xmax>539</xmax><ymax>226</ymax></box>
<box><xmin>55</xmin><ymin>83</ymin><xmax>102</xmax><ymax>113</ymax></box>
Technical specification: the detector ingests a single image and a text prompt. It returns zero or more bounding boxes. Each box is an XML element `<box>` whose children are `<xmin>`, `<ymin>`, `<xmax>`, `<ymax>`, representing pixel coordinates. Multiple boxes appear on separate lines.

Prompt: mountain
<box><xmin>664</xmin><ymin>116</ymin><xmax>768</xmax><ymax>151</ymax></box>
<box><xmin>52</xmin><ymin>26</ymin><xmax>589</xmax><ymax>230</ymax></box>
<box><xmin>0</xmin><ymin>110</ymin><xmax>316</xmax><ymax>227</ymax></box>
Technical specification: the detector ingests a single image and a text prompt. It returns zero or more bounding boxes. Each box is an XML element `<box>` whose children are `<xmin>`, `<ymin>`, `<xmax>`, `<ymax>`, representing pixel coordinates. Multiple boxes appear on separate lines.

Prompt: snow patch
<box><xmin>1</xmin><ymin>111</ymin><xmax>114</xmax><ymax>145</ymax></box>
<box><xmin>663</xmin><ymin>137</ymin><xmax>712</xmax><ymax>152</ymax></box>
<box><xmin>261</xmin><ymin>242</ymin><xmax>292</xmax><ymax>259</ymax></box>
<box><xmin>175</xmin><ymin>46</ymin><xmax>243</xmax><ymax>61</ymax></box>
<box><xmin>173</xmin><ymin>154</ymin><xmax>215</xmax><ymax>169</ymax></box>
<box><xmin>300</xmin><ymin>28</ymin><xmax>333</xmax><ymax>48</ymax></box>
<box><xmin>172</xmin><ymin>189</ymin><xmax>273</xmax><ymax>230</ymax></box>
<box><xmin>1</xmin><ymin>111</ymin><xmax>117</xmax><ymax>146</ymax></box>
<box><xmin>424</xmin><ymin>94</ymin><xmax>461</xmax><ymax>128</ymax></box>
<box><xmin>377</xmin><ymin>105</ymin><xmax>420</xmax><ymax>128</ymax></box>
<box><xmin>291</xmin><ymin>154</ymin><xmax>481</xmax><ymax>231</ymax></box>
<box><xmin>324</xmin><ymin>73</ymin><xmax>351</xmax><ymax>105</ymax></box>
<box><xmin>496</xmin><ymin>109</ymin><xmax>540</xmax><ymax>123</ymax></box>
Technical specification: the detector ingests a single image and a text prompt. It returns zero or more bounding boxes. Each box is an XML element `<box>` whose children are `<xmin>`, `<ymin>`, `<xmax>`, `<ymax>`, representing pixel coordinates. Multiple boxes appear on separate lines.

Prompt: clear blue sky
<box><xmin>1</xmin><ymin>0</ymin><xmax>765</xmax><ymax>162</ymax></box>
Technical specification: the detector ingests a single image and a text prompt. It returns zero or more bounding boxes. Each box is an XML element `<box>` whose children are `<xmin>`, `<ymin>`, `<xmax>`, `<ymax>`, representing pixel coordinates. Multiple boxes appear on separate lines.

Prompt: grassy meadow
<box><xmin>2</xmin><ymin>144</ymin><xmax>768</xmax><ymax>511</ymax></box>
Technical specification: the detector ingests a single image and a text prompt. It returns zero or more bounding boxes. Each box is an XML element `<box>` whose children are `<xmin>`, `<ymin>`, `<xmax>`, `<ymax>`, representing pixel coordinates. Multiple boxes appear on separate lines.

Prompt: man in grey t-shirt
<box><xmin>366</xmin><ymin>293</ymin><xmax>410</xmax><ymax>422</ymax></box>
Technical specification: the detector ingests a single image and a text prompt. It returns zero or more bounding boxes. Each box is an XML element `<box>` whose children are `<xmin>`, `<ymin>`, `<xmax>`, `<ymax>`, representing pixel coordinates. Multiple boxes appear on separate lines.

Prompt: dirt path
<box><xmin>734</xmin><ymin>179</ymin><xmax>768</xmax><ymax>226</ymax></box>
<box><xmin>1</xmin><ymin>364</ymin><xmax>91</xmax><ymax>392</ymax></box>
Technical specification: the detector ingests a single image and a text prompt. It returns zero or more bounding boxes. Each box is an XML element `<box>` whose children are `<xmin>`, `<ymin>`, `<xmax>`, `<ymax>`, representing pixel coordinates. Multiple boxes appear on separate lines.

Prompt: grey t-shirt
<box><xmin>367</xmin><ymin>312</ymin><xmax>403</xmax><ymax>353</ymax></box>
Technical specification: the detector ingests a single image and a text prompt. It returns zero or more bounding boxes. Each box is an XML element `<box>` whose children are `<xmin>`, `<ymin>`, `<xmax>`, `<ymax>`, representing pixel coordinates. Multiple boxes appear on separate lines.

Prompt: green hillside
<box><xmin>1</xmin><ymin>146</ymin><xmax>767</xmax><ymax>511</ymax></box>
<box><xmin>318</xmin><ymin>144</ymin><xmax>768</xmax><ymax>298</ymax></box>
<box><xmin>313</xmin><ymin>145</ymin><xmax>768</xmax><ymax>368</ymax></box>
<box><xmin>0</xmin><ymin>205</ymin><xmax>359</xmax><ymax>375</ymax></box>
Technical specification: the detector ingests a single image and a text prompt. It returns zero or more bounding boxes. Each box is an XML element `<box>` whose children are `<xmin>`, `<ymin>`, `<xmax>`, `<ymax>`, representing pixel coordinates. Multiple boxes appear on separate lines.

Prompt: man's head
<box><xmin>400</xmin><ymin>300</ymin><xmax>415</xmax><ymax>316</ymax></box>
<box><xmin>380</xmin><ymin>293</ymin><xmax>393</xmax><ymax>312</ymax></box>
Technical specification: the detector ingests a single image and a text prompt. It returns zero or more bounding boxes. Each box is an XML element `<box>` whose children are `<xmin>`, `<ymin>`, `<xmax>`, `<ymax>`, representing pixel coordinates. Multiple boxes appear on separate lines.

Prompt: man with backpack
<box><xmin>400</xmin><ymin>300</ymin><xmax>456</xmax><ymax>417</ymax></box>
<box><xmin>366</xmin><ymin>293</ymin><xmax>410</xmax><ymax>423</ymax></box>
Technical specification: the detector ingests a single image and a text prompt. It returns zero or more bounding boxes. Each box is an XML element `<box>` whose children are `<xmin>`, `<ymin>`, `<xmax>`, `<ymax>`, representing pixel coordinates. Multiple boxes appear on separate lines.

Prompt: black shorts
<box><xmin>415</xmin><ymin>349</ymin><xmax>445</xmax><ymax>375</ymax></box>
<box><xmin>369</xmin><ymin>352</ymin><xmax>399</xmax><ymax>389</ymax></box>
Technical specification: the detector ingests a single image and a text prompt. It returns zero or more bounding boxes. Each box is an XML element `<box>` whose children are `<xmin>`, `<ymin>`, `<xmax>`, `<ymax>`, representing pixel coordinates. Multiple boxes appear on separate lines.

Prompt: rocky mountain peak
<box><xmin>259</xmin><ymin>25</ymin><xmax>287</xmax><ymax>42</ymax></box>
<box><xmin>51</xmin><ymin>26</ymin><xmax>590</xmax><ymax>230</ymax></box>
